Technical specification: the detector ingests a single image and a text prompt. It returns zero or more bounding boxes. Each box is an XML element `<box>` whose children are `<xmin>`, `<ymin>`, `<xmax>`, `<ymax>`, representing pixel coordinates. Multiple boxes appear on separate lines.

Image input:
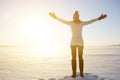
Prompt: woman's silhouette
<box><xmin>49</xmin><ymin>11</ymin><xmax>107</xmax><ymax>78</ymax></box>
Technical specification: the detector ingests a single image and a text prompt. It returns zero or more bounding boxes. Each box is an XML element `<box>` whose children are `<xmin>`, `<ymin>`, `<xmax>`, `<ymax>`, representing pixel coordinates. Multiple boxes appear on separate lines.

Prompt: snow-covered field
<box><xmin>0</xmin><ymin>46</ymin><xmax>120</xmax><ymax>80</ymax></box>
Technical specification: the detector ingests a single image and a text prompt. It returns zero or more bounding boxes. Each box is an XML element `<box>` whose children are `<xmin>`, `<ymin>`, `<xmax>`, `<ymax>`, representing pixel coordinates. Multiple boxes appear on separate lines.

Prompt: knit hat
<box><xmin>73</xmin><ymin>11</ymin><xmax>79</xmax><ymax>20</ymax></box>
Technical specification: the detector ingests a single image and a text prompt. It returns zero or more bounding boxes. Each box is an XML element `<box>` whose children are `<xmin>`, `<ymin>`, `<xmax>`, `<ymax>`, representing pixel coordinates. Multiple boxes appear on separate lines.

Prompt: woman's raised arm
<box><xmin>49</xmin><ymin>12</ymin><xmax>71</xmax><ymax>25</ymax></box>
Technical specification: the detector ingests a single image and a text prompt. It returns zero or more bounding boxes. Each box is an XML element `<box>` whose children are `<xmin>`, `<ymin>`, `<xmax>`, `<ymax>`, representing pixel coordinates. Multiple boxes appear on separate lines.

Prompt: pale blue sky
<box><xmin>0</xmin><ymin>0</ymin><xmax>120</xmax><ymax>45</ymax></box>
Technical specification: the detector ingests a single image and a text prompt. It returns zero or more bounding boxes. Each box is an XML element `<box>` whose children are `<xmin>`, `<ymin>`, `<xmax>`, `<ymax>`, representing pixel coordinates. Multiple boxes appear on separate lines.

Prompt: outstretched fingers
<box><xmin>98</xmin><ymin>14</ymin><xmax>107</xmax><ymax>20</ymax></box>
<box><xmin>49</xmin><ymin>12</ymin><xmax>57</xmax><ymax>19</ymax></box>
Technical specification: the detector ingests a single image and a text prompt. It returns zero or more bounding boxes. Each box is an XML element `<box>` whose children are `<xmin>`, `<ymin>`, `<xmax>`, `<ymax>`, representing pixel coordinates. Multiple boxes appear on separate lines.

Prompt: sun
<box><xmin>22</xmin><ymin>18</ymin><xmax>60</xmax><ymax>57</ymax></box>
<box><xmin>23</xmin><ymin>19</ymin><xmax>41</xmax><ymax>41</ymax></box>
<box><xmin>23</xmin><ymin>19</ymin><xmax>53</xmax><ymax>43</ymax></box>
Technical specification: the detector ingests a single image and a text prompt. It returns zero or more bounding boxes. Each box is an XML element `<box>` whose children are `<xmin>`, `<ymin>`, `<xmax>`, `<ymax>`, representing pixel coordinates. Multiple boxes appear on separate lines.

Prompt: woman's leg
<box><xmin>71</xmin><ymin>45</ymin><xmax>77</xmax><ymax>78</ymax></box>
<box><xmin>78</xmin><ymin>46</ymin><xmax>84</xmax><ymax>77</ymax></box>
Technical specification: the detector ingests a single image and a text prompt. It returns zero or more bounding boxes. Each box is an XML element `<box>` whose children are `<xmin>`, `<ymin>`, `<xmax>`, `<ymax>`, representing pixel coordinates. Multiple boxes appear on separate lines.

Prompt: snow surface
<box><xmin>38</xmin><ymin>73</ymin><xmax>113</xmax><ymax>80</ymax></box>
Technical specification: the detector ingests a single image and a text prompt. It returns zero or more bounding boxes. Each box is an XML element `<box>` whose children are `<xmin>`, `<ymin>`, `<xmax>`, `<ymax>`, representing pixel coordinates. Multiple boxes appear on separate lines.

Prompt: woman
<box><xmin>49</xmin><ymin>11</ymin><xmax>107</xmax><ymax>78</ymax></box>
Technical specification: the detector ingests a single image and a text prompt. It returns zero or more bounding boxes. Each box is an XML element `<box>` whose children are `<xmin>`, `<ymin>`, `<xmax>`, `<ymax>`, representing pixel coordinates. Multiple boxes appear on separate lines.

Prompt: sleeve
<box><xmin>56</xmin><ymin>17</ymin><xmax>71</xmax><ymax>25</ymax></box>
<box><xmin>82</xmin><ymin>18</ymin><xmax>99</xmax><ymax>26</ymax></box>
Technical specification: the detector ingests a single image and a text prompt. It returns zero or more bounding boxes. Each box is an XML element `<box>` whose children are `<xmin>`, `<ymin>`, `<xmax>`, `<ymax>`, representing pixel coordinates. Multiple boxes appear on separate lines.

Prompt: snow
<box><xmin>38</xmin><ymin>73</ymin><xmax>114</xmax><ymax>80</ymax></box>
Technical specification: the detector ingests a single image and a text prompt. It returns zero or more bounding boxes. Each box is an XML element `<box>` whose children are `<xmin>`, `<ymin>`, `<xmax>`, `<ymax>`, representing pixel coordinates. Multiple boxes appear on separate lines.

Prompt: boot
<box><xmin>71</xmin><ymin>60</ymin><xmax>76</xmax><ymax>78</ymax></box>
<box><xmin>79</xmin><ymin>59</ymin><xmax>84</xmax><ymax>77</ymax></box>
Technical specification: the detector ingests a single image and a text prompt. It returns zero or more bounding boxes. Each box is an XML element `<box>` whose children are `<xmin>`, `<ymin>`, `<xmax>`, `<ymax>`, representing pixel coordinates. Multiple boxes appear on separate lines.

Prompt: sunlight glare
<box><xmin>23</xmin><ymin>18</ymin><xmax>54</xmax><ymax>43</ymax></box>
<box><xmin>22</xmin><ymin>18</ymin><xmax>62</xmax><ymax>57</ymax></box>
<box><xmin>27</xmin><ymin>46</ymin><xmax>60</xmax><ymax>58</ymax></box>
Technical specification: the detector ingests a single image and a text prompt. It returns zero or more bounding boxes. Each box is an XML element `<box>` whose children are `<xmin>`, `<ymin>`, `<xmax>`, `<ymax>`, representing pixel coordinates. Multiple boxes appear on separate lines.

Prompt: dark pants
<box><xmin>71</xmin><ymin>45</ymin><xmax>84</xmax><ymax>76</ymax></box>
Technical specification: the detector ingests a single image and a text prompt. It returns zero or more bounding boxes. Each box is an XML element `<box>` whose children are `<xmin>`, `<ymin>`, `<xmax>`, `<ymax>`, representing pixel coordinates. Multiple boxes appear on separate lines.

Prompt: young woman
<box><xmin>49</xmin><ymin>11</ymin><xmax>107</xmax><ymax>78</ymax></box>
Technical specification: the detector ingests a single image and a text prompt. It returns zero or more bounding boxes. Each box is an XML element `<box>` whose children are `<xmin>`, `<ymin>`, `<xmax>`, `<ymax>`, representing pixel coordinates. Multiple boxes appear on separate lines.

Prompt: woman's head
<box><xmin>73</xmin><ymin>10</ymin><xmax>80</xmax><ymax>21</ymax></box>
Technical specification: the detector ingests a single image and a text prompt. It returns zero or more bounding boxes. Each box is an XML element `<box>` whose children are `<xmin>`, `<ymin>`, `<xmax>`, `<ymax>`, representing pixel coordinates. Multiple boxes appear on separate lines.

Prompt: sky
<box><xmin>0</xmin><ymin>0</ymin><xmax>120</xmax><ymax>46</ymax></box>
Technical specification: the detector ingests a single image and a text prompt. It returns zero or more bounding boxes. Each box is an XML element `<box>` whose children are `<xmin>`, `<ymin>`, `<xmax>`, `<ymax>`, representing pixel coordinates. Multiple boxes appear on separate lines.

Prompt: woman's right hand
<box><xmin>49</xmin><ymin>12</ymin><xmax>57</xmax><ymax>19</ymax></box>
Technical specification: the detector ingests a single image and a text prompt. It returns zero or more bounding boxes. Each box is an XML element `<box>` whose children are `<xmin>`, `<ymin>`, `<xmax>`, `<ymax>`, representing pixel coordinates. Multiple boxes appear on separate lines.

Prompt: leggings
<box><xmin>70</xmin><ymin>45</ymin><xmax>84</xmax><ymax>76</ymax></box>
<box><xmin>71</xmin><ymin>45</ymin><xmax>84</xmax><ymax>61</ymax></box>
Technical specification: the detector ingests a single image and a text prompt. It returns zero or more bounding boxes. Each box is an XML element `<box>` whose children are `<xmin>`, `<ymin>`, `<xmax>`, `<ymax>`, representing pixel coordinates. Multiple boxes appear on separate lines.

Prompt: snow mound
<box><xmin>46</xmin><ymin>73</ymin><xmax>113</xmax><ymax>80</ymax></box>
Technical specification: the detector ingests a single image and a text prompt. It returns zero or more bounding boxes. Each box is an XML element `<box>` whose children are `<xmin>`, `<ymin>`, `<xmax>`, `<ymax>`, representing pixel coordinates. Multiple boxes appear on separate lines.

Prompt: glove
<box><xmin>49</xmin><ymin>12</ymin><xmax>57</xmax><ymax>19</ymax></box>
<box><xmin>98</xmin><ymin>14</ymin><xmax>107</xmax><ymax>20</ymax></box>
